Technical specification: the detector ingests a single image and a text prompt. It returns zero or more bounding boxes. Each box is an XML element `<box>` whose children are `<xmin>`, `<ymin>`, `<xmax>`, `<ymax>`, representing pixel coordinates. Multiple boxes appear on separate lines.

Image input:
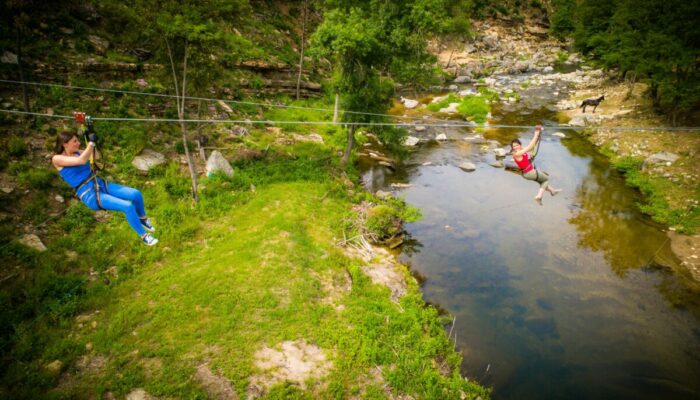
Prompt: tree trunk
<box><xmin>295</xmin><ymin>0</ymin><xmax>308</xmax><ymax>100</ymax></box>
<box><xmin>340</xmin><ymin>124</ymin><xmax>355</xmax><ymax>167</ymax></box>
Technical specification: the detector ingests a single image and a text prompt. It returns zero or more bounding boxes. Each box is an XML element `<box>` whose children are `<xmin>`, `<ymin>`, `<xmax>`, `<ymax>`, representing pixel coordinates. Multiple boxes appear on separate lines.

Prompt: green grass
<box><xmin>28</xmin><ymin>180</ymin><xmax>486</xmax><ymax>399</ymax></box>
<box><xmin>1</xmin><ymin>131</ymin><xmax>488</xmax><ymax>399</ymax></box>
<box><xmin>613</xmin><ymin>156</ymin><xmax>699</xmax><ymax>233</ymax></box>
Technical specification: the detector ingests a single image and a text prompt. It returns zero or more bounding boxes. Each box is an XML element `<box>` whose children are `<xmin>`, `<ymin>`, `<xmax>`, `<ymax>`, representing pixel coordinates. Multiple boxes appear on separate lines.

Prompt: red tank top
<box><xmin>514</xmin><ymin>152</ymin><xmax>533</xmax><ymax>173</ymax></box>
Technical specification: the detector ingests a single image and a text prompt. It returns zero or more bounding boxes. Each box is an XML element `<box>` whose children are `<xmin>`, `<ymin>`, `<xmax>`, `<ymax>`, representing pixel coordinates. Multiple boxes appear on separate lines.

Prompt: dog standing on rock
<box><xmin>580</xmin><ymin>95</ymin><xmax>605</xmax><ymax>113</ymax></box>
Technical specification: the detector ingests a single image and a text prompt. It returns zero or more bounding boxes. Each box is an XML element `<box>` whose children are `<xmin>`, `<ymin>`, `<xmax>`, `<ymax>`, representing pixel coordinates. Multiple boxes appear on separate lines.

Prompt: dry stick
<box><xmin>167</xmin><ymin>38</ymin><xmax>198</xmax><ymax>203</ymax></box>
<box><xmin>447</xmin><ymin>316</ymin><xmax>456</xmax><ymax>340</ymax></box>
<box><xmin>295</xmin><ymin>0</ymin><xmax>308</xmax><ymax>100</ymax></box>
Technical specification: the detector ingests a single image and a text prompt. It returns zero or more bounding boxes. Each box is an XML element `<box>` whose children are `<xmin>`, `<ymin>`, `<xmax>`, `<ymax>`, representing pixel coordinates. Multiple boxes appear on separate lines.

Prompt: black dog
<box><xmin>580</xmin><ymin>95</ymin><xmax>604</xmax><ymax>113</ymax></box>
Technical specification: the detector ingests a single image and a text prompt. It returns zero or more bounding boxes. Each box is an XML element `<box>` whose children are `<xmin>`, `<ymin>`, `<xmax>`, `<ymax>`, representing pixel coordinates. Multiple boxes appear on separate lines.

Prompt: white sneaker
<box><xmin>142</xmin><ymin>233</ymin><xmax>159</xmax><ymax>246</ymax></box>
<box><xmin>140</xmin><ymin>218</ymin><xmax>156</xmax><ymax>232</ymax></box>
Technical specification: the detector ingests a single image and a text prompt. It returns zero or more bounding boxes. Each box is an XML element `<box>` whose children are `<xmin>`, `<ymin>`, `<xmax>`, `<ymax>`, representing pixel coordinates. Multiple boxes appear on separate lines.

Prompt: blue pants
<box><xmin>80</xmin><ymin>180</ymin><xmax>148</xmax><ymax>236</ymax></box>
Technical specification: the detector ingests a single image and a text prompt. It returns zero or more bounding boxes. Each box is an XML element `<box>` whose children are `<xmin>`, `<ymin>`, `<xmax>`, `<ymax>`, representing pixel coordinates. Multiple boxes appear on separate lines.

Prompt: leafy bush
<box><xmin>7</xmin><ymin>137</ymin><xmax>27</xmax><ymax>157</ymax></box>
<box><xmin>19</xmin><ymin>168</ymin><xmax>54</xmax><ymax>190</ymax></box>
<box><xmin>365</xmin><ymin>197</ymin><xmax>422</xmax><ymax>240</ymax></box>
<box><xmin>7</xmin><ymin>160</ymin><xmax>32</xmax><ymax>176</ymax></box>
<box><xmin>426</xmin><ymin>93</ymin><xmax>461</xmax><ymax>112</ymax></box>
<box><xmin>457</xmin><ymin>96</ymin><xmax>490</xmax><ymax>123</ymax></box>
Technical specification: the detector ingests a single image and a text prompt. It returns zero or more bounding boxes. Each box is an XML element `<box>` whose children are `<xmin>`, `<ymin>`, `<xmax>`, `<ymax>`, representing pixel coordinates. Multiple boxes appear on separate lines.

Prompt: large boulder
<box><xmin>1</xmin><ymin>51</ymin><xmax>18</xmax><ymax>64</ymax></box>
<box><xmin>458</xmin><ymin>162</ymin><xmax>476</xmax><ymax>172</ymax></box>
<box><xmin>87</xmin><ymin>35</ymin><xmax>110</xmax><ymax>55</ymax></box>
<box><xmin>403</xmin><ymin>136</ymin><xmax>420</xmax><ymax>147</ymax></box>
<box><xmin>19</xmin><ymin>234</ymin><xmax>47</xmax><ymax>252</ymax></box>
<box><xmin>400</xmin><ymin>97</ymin><xmax>420</xmax><ymax>109</ymax></box>
<box><xmin>206</xmin><ymin>150</ymin><xmax>234</xmax><ymax>177</ymax></box>
<box><xmin>493</xmin><ymin>148</ymin><xmax>508</xmax><ymax>158</ymax></box>
<box><xmin>132</xmin><ymin>149</ymin><xmax>165</xmax><ymax>172</ymax></box>
<box><xmin>643</xmin><ymin>152</ymin><xmax>680</xmax><ymax>169</ymax></box>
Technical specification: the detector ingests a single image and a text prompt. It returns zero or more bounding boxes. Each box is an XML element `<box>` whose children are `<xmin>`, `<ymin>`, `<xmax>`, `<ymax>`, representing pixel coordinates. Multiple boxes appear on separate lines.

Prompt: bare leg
<box><xmin>535</xmin><ymin>188</ymin><xmax>545</xmax><ymax>204</ymax></box>
<box><xmin>547</xmin><ymin>186</ymin><xmax>562</xmax><ymax>196</ymax></box>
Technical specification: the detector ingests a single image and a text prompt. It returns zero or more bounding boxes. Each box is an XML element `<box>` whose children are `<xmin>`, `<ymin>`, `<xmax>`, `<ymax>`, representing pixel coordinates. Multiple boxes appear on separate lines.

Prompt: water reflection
<box><xmin>360</xmin><ymin>93</ymin><xmax>700</xmax><ymax>399</ymax></box>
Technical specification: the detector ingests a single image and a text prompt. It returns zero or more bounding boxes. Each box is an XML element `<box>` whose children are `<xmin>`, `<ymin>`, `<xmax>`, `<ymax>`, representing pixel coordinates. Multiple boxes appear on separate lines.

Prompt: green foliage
<box><xmin>365</xmin><ymin>196</ymin><xmax>422</xmax><ymax>239</ymax></box>
<box><xmin>550</xmin><ymin>0</ymin><xmax>576</xmax><ymax>38</ymax></box>
<box><xmin>613</xmin><ymin>156</ymin><xmax>698</xmax><ymax>233</ymax></box>
<box><xmin>7</xmin><ymin>137</ymin><xmax>27</xmax><ymax>157</ymax></box>
<box><xmin>426</xmin><ymin>93</ymin><xmax>461</xmax><ymax>112</ymax></box>
<box><xmin>457</xmin><ymin>95</ymin><xmax>490</xmax><ymax>123</ymax></box>
<box><xmin>564</xmin><ymin>0</ymin><xmax>700</xmax><ymax>122</ymax></box>
<box><xmin>18</xmin><ymin>168</ymin><xmax>54</xmax><ymax>190</ymax></box>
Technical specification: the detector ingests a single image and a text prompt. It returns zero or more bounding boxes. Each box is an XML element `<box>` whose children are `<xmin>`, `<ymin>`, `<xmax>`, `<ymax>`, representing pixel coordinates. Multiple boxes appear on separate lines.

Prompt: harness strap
<box><xmin>75</xmin><ymin>173</ymin><xmax>108</xmax><ymax>210</ymax></box>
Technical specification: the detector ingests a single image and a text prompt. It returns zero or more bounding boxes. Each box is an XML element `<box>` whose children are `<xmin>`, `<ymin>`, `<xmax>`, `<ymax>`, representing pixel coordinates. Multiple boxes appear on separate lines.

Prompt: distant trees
<box><xmin>551</xmin><ymin>0</ymin><xmax>700</xmax><ymax>124</ymax></box>
<box><xmin>311</xmin><ymin>0</ymin><xmax>472</xmax><ymax>166</ymax></box>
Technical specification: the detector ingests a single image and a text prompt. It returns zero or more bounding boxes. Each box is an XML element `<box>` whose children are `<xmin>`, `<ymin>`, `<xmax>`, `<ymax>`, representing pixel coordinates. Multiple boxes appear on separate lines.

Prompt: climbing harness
<box><xmin>516</xmin><ymin>125</ymin><xmax>543</xmax><ymax>180</ymax></box>
<box><xmin>74</xmin><ymin>112</ymin><xmax>108</xmax><ymax>209</ymax></box>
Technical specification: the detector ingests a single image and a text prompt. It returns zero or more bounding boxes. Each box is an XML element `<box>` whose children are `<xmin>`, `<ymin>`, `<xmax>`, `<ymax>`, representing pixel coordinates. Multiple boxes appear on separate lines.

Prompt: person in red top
<box><xmin>511</xmin><ymin>126</ymin><xmax>562</xmax><ymax>204</ymax></box>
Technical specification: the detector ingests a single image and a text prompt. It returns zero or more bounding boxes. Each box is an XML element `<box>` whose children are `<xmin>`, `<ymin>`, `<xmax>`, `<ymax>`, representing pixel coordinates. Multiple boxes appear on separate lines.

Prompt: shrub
<box><xmin>8</xmin><ymin>137</ymin><xmax>27</xmax><ymax>157</ymax></box>
<box><xmin>457</xmin><ymin>96</ymin><xmax>490</xmax><ymax>123</ymax></box>
<box><xmin>426</xmin><ymin>93</ymin><xmax>461</xmax><ymax>112</ymax></box>
<box><xmin>19</xmin><ymin>168</ymin><xmax>54</xmax><ymax>190</ymax></box>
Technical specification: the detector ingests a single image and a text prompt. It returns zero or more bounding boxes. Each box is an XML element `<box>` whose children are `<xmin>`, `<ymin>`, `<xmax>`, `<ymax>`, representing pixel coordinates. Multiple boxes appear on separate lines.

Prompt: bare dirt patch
<box><xmin>343</xmin><ymin>237</ymin><xmax>408</xmax><ymax>302</ymax></box>
<box><xmin>315</xmin><ymin>269</ymin><xmax>352</xmax><ymax>311</ymax></box>
<box><xmin>194</xmin><ymin>363</ymin><xmax>238</xmax><ymax>400</ymax></box>
<box><xmin>668</xmin><ymin>232</ymin><xmax>700</xmax><ymax>281</ymax></box>
<box><xmin>248</xmin><ymin>340</ymin><xmax>332</xmax><ymax>396</ymax></box>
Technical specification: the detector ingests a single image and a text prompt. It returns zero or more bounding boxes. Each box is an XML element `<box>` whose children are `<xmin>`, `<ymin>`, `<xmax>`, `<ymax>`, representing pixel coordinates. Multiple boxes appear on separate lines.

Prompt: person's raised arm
<box><xmin>52</xmin><ymin>142</ymin><xmax>95</xmax><ymax>168</ymax></box>
<box><xmin>515</xmin><ymin>126</ymin><xmax>541</xmax><ymax>157</ymax></box>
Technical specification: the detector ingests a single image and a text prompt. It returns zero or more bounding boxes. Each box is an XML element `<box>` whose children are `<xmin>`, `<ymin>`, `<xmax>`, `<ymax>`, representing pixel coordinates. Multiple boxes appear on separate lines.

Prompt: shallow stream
<box><xmin>360</xmin><ymin>75</ymin><xmax>700</xmax><ymax>399</ymax></box>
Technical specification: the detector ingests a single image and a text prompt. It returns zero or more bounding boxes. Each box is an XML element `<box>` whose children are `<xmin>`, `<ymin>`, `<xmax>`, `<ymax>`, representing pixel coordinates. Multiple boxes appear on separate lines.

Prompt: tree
<box><xmin>311</xmin><ymin>0</ymin><xmax>470</xmax><ymax>166</ymax></box>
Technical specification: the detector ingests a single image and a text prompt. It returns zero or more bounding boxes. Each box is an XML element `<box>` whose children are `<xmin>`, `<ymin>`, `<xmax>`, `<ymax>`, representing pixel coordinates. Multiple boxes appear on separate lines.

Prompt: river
<box><xmin>360</xmin><ymin>74</ymin><xmax>700</xmax><ymax>400</ymax></box>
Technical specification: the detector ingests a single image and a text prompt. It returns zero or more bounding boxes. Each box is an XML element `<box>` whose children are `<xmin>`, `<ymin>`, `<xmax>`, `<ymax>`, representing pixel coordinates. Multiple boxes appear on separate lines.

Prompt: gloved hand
<box><xmin>88</xmin><ymin>131</ymin><xmax>98</xmax><ymax>143</ymax></box>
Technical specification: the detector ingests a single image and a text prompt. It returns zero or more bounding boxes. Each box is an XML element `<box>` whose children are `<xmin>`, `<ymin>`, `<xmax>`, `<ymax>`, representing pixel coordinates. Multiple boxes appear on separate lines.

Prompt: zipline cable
<box><xmin>3</xmin><ymin>79</ymin><xmax>700</xmax><ymax>131</ymax></box>
<box><xmin>2</xmin><ymin>108</ymin><xmax>699</xmax><ymax>132</ymax></box>
<box><xmin>0</xmin><ymin>78</ymin><xmax>440</xmax><ymax>122</ymax></box>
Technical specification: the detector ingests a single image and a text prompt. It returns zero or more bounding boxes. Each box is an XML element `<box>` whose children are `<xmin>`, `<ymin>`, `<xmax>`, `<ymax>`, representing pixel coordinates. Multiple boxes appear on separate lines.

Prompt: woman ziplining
<box><xmin>511</xmin><ymin>125</ymin><xmax>562</xmax><ymax>204</ymax></box>
<box><xmin>51</xmin><ymin>115</ymin><xmax>158</xmax><ymax>245</ymax></box>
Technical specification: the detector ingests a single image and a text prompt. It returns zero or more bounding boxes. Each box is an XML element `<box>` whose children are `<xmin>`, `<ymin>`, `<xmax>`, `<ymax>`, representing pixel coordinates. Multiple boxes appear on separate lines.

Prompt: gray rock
<box><xmin>403</xmin><ymin>136</ymin><xmax>420</xmax><ymax>147</ymax></box>
<box><xmin>400</xmin><ymin>97</ymin><xmax>419</xmax><ymax>109</ymax></box>
<box><xmin>1</xmin><ymin>51</ymin><xmax>18</xmax><ymax>64</ymax></box>
<box><xmin>643</xmin><ymin>152</ymin><xmax>680</xmax><ymax>169</ymax></box>
<box><xmin>493</xmin><ymin>148</ymin><xmax>508</xmax><ymax>158</ymax></box>
<box><xmin>375</xmin><ymin>190</ymin><xmax>393</xmax><ymax>199</ymax></box>
<box><xmin>567</xmin><ymin>115</ymin><xmax>588</xmax><ymax>127</ymax></box>
<box><xmin>126</xmin><ymin>389</ymin><xmax>156</xmax><ymax>400</ymax></box>
<box><xmin>217</xmin><ymin>100</ymin><xmax>233</xmax><ymax>114</ymax></box>
<box><xmin>414</xmin><ymin>125</ymin><xmax>426</xmax><ymax>132</ymax></box>
<box><xmin>19</xmin><ymin>234</ymin><xmax>47</xmax><ymax>252</ymax></box>
<box><xmin>489</xmin><ymin>160</ymin><xmax>504</xmax><ymax>168</ymax></box>
<box><xmin>229</xmin><ymin>125</ymin><xmax>249</xmax><ymax>137</ymax></box>
<box><xmin>458</xmin><ymin>162</ymin><xmax>476</xmax><ymax>172</ymax></box>
<box><xmin>206</xmin><ymin>150</ymin><xmax>234</xmax><ymax>177</ymax></box>
<box><xmin>552</xmin><ymin>132</ymin><xmax>566</xmax><ymax>138</ymax></box>
<box><xmin>435</xmin><ymin>133</ymin><xmax>448</xmax><ymax>141</ymax></box>
<box><xmin>439</xmin><ymin>103</ymin><xmax>460</xmax><ymax>114</ymax></box>
<box><xmin>87</xmin><ymin>35</ymin><xmax>110</xmax><ymax>54</ymax></box>
<box><xmin>454</xmin><ymin>76</ymin><xmax>473</xmax><ymax>84</ymax></box>
<box><xmin>132</xmin><ymin>149</ymin><xmax>166</xmax><ymax>172</ymax></box>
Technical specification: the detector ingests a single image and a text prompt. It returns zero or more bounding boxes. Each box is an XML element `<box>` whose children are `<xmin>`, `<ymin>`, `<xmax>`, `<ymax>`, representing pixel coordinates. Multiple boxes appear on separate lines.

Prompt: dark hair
<box><xmin>510</xmin><ymin>138</ymin><xmax>521</xmax><ymax>149</ymax></box>
<box><xmin>54</xmin><ymin>131</ymin><xmax>78</xmax><ymax>154</ymax></box>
